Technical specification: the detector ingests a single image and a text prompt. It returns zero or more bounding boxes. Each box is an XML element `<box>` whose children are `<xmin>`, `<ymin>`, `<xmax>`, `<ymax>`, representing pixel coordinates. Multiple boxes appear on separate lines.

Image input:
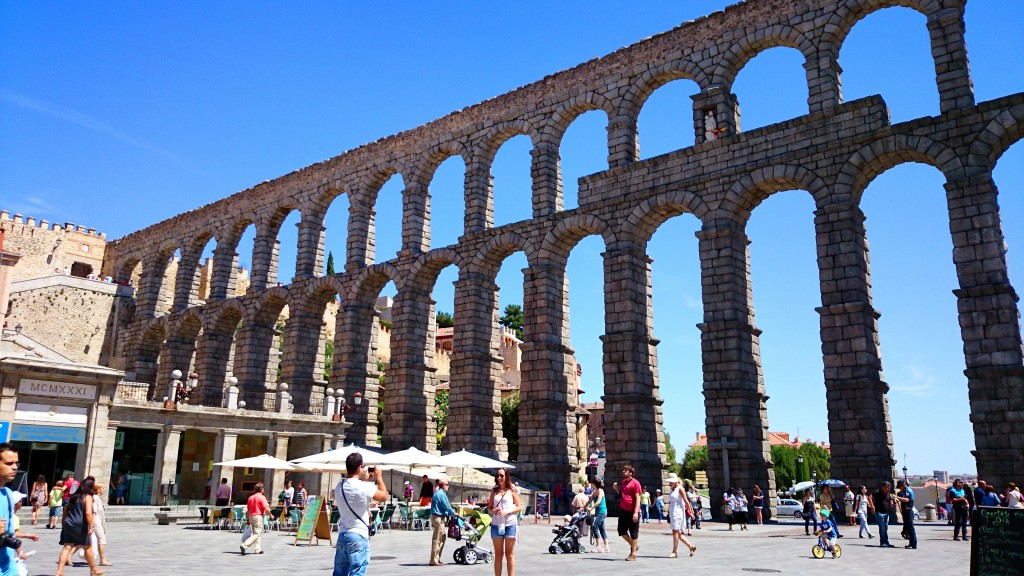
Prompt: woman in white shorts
<box><xmin>667</xmin><ymin>474</ymin><xmax>696</xmax><ymax>558</ymax></box>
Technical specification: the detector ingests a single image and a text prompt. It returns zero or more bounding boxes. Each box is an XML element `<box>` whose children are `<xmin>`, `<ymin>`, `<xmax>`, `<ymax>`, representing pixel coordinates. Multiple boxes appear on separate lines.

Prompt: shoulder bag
<box><xmin>339</xmin><ymin>480</ymin><xmax>376</xmax><ymax>537</ymax></box>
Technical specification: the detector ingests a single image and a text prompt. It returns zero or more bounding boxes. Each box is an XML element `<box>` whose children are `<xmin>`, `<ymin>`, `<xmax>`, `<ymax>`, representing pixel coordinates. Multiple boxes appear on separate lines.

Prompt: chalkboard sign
<box><xmin>971</xmin><ymin>506</ymin><xmax>1024</xmax><ymax>576</ymax></box>
<box><xmin>534</xmin><ymin>491</ymin><xmax>551</xmax><ymax>524</ymax></box>
<box><xmin>293</xmin><ymin>496</ymin><xmax>332</xmax><ymax>547</ymax></box>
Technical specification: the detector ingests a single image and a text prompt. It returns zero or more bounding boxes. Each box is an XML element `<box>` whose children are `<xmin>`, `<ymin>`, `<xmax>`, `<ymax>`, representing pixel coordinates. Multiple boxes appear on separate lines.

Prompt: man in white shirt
<box><xmin>333</xmin><ymin>453</ymin><xmax>387</xmax><ymax>576</ymax></box>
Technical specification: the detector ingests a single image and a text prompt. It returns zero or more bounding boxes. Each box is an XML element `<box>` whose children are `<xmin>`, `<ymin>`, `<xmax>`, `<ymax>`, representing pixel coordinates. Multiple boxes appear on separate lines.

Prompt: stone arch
<box><xmin>821</xmin><ymin>0</ymin><xmax>944</xmax><ymax>58</ymax></box>
<box><xmin>413</xmin><ymin>141</ymin><xmax>472</xmax><ymax>189</ymax></box>
<box><xmin>968</xmin><ymin>104</ymin><xmax>1024</xmax><ymax>172</ymax></box>
<box><xmin>205</xmin><ymin>298</ymin><xmax>245</xmax><ymax>334</ymax></box>
<box><xmin>467</xmin><ymin>232</ymin><xmax>538</xmax><ymax>277</ymax></box>
<box><xmin>115</xmin><ymin>255</ymin><xmax>143</xmax><ymax>284</ymax></box>
<box><xmin>133</xmin><ymin>318</ymin><xmax>169</xmax><ymax>387</ymax></box>
<box><xmin>304</xmin><ymin>182</ymin><xmax>348</xmax><ymax>226</ymax></box>
<box><xmin>347</xmin><ymin>262</ymin><xmax>404</xmax><ymax>304</ymax></box>
<box><xmin>172</xmin><ymin>308</ymin><xmax>205</xmax><ymax>340</ymax></box>
<box><xmin>250</xmin><ymin>286</ymin><xmax>292</xmax><ymax>327</ymax></box>
<box><xmin>617</xmin><ymin>58</ymin><xmax>710</xmax><ymax>124</ymax></box>
<box><xmin>711</xmin><ymin>25</ymin><xmax>818</xmax><ymax>90</ymax></box>
<box><xmin>545</xmin><ymin>92</ymin><xmax>616</xmax><ymax>149</ymax></box>
<box><xmin>355</xmin><ymin>161</ymin><xmax>408</xmax><ymax>207</ymax></box>
<box><xmin>835</xmin><ymin>134</ymin><xmax>965</xmax><ymax>204</ymax></box>
<box><xmin>474</xmin><ymin>119</ymin><xmax>544</xmax><ymax>170</ymax></box>
<box><xmin>539</xmin><ymin>214</ymin><xmax>617</xmax><ymax>265</ymax></box>
<box><xmin>251</xmin><ymin>201</ymin><xmax>302</xmax><ymax>291</ymax></box>
<box><xmin>304</xmin><ymin>274</ymin><xmax>347</xmax><ymax>311</ymax></box>
<box><xmin>407</xmin><ymin>248</ymin><xmax>464</xmax><ymax>289</ymax></box>
<box><xmin>716</xmin><ymin>164</ymin><xmax>831</xmax><ymax>226</ymax></box>
<box><xmin>621</xmin><ymin>189</ymin><xmax>711</xmax><ymax>245</ymax></box>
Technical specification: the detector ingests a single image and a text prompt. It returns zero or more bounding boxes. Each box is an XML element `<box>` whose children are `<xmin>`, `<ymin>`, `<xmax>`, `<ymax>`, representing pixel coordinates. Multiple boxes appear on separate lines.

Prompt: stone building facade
<box><xmin>0</xmin><ymin>211</ymin><xmax>106</xmax><ymax>281</ymax></box>
<box><xmin>97</xmin><ymin>0</ymin><xmax>1023</xmax><ymax>508</ymax></box>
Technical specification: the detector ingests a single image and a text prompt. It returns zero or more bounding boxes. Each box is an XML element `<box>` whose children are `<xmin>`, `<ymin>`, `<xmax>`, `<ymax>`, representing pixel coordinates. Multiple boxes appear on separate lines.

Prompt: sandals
<box><xmin>690</xmin><ymin>545</ymin><xmax>697</xmax><ymax>557</ymax></box>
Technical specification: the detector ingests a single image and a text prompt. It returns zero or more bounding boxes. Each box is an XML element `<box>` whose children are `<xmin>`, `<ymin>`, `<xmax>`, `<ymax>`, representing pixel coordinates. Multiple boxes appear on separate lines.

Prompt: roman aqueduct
<box><xmin>102</xmin><ymin>0</ymin><xmax>1024</xmax><ymax>503</ymax></box>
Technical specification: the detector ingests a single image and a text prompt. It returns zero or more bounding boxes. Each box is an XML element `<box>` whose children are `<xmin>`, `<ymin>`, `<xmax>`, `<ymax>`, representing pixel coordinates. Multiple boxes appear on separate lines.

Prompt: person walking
<box><xmin>868</xmin><ymin>481</ymin><xmax>897</xmax><ymax>548</ymax></box>
<box><xmin>666</xmin><ymin>474</ymin><xmax>696</xmax><ymax>558</ymax></box>
<box><xmin>617</xmin><ymin>465</ymin><xmax>642</xmax><ymax>561</ymax></box>
<box><xmin>586</xmin><ymin>479</ymin><xmax>609</xmax><ymax>553</ymax></box>
<box><xmin>239</xmin><ymin>482</ymin><xmax>269</xmax><ymax>556</ymax></box>
<box><xmin>429</xmin><ymin>476</ymin><xmax>456</xmax><ymax>566</ymax></box>
<box><xmin>639</xmin><ymin>487</ymin><xmax>650</xmax><ymax>523</ymax></box>
<box><xmin>488</xmin><ymin>469</ymin><xmax>523</xmax><ymax>576</ymax></box>
<box><xmin>896</xmin><ymin>480</ymin><xmax>917</xmax><ymax>549</ymax></box>
<box><xmin>92</xmin><ymin>482</ymin><xmax>112</xmax><ymax>566</ymax></box>
<box><xmin>334</xmin><ymin>453</ymin><xmax>387</xmax><ymax>576</ymax></box>
<box><xmin>802</xmin><ymin>490</ymin><xmax>817</xmax><ymax>535</ymax></box>
<box><xmin>854</xmin><ymin>485</ymin><xmax>873</xmax><ymax>539</ymax></box>
<box><xmin>56</xmin><ymin>475</ymin><xmax>102</xmax><ymax>576</ymax></box>
<box><xmin>29</xmin><ymin>475</ymin><xmax>47</xmax><ymax>526</ymax></box>
<box><xmin>948</xmin><ymin>479</ymin><xmax>970</xmax><ymax>541</ymax></box>
<box><xmin>47</xmin><ymin>479</ymin><xmax>65</xmax><ymax>529</ymax></box>
<box><xmin>215</xmin><ymin>478</ymin><xmax>232</xmax><ymax>506</ymax></box>
<box><xmin>751</xmin><ymin>485</ymin><xmax>764</xmax><ymax>525</ymax></box>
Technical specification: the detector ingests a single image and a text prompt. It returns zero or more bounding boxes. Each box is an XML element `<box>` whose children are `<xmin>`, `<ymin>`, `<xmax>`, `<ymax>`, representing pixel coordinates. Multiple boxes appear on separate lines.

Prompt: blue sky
<box><xmin>3</xmin><ymin>1</ymin><xmax>1023</xmax><ymax>477</ymax></box>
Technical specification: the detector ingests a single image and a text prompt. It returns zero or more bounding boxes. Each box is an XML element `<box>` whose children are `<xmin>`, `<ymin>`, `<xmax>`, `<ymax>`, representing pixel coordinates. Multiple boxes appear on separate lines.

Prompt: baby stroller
<box><xmin>548</xmin><ymin>509</ymin><xmax>588</xmax><ymax>554</ymax></box>
<box><xmin>450</xmin><ymin>509</ymin><xmax>494</xmax><ymax>565</ymax></box>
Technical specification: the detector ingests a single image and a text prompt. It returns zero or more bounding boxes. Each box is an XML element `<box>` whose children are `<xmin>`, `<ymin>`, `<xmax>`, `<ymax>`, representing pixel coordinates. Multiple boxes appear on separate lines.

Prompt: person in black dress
<box><xmin>56</xmin><ymin>476</ymin><xmax>101</xmax><ymax>576</ymax></box>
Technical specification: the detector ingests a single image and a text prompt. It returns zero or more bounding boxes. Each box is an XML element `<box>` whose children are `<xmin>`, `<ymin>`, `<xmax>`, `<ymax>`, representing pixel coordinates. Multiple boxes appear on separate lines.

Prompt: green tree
<box><xmin>323</xmin><ymin>339</ymin><xmax>334</xmax><ymax>381</ymax></box>
<box><xmin>326</xmin><ymin>251</ymin><xmax>335</xmax><ymax>276</ymax></box>
<box><xmin>771</xmin><ymin>444</ymin><xmax>799</xmax><ymax>489</ymax></box>
<box><xmin>664</xmin><ymin>431</ymin><xmax>683</xmax><ymax>476</ymax></box>
<box><xmin>798</xmin><ymin>442</ymin><xmax>831</xmax><ymax>480</ymax></box>
<box><xmin>434</xmin><ymin>390</ymin><xmax>449</xmax><ymax>449</ymax></box>
<box><xmin>499</xmin><ymin>304</ymin><xmax>524</xmax><ymax>340</ymax></box>
<box><xmin>436</xmin><ymin>311</ymin><xmax>454</xmax><ymax>328</ymax></box>
<box><xmin>681</xmin><ymin>446</ymin><xmax>708</xmax><ymax>481</ymax></box>
<box><xmin>501</xmin><ymin>392</ymin><xmax>520</xmax><ymax>461</ymax></box>
<box><xmin>379</xmin><ymin>318</ymin><xmax>392</xmax><ymax>330</ymax></box>
<box><xmin>376</xmin><ymin>400</ymin><xmax>385</xmax><ymax>445</ymax></box>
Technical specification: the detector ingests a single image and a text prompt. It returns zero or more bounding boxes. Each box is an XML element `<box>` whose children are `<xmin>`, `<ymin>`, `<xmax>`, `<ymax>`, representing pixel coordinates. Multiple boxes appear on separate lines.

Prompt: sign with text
<box><xmin>971</xmin><ymin>506</ymin><xmax>1024</xmax><ymax>576</ymax></box>
<box><xmin>18</xmin><ymin>379</ymin><xmax>96</xmax><ymax>401</ymax></box>
<box><xmin>293</xmin><ymin>496</ymin><xmax>332</xmax><ymax>547</ymax></box>
<box><xmin>11</xmin><ymin>424</ymin><xmax>86</xmax><ymax>444</ymax></box>
<box><xmin>533</xmin><ymin>491</ymin><xmax>551</xmax><ymax>524</ymax></box>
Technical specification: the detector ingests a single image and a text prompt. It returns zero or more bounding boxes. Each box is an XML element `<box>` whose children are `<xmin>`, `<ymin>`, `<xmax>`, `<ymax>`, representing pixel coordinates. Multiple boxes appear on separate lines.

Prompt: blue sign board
<box><xmin>10</xmin><ymin>424</ymin><xmax>86</xmax><ymax>444</ymax></box>
<box><xmin>0</xmin><ymin>422</ymin><xmax>8</xmax><ymax>442</ymax></box>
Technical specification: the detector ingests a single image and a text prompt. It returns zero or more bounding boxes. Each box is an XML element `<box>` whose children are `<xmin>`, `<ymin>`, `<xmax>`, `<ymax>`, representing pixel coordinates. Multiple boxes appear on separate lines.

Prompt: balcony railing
<box><xmin>113</xmin><ymin>380</ymin><xmax>329</xmax><ymax>416</ymax></box>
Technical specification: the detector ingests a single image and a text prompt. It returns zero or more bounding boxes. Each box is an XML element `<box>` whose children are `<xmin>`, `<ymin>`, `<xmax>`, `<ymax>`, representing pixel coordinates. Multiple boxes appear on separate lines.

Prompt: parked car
<box><xmin>777</xmin><ymin>498</ymin><xmax>803</xmax><ymax>518</ymax></box>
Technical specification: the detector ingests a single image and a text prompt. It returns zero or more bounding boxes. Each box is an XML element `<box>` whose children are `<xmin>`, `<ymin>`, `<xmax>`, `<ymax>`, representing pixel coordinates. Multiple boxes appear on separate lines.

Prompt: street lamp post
<box><xmin>903</xmin><ymin>466</ymin><xmax>908</xmax><ymax>483</ymax></box>
<box><xmin>797</xmin><ymin>454</ymin><xmax>804</xmax><ymax>484</ymax></box>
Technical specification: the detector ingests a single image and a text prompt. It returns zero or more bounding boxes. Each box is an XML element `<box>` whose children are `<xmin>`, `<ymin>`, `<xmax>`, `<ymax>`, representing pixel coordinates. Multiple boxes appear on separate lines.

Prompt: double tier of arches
<box><xmin>103</xmin><ymin>0</ymin><xmax>1024</xmax><ymax>494</ymax></box>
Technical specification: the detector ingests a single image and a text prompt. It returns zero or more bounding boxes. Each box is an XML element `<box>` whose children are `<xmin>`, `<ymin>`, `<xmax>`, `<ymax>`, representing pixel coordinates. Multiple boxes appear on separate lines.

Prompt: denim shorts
<box><xmin>49</xmin><ymin>505</ymin><xmax>62</xmax><ymax>518</ymax></box>
<box><xmin>490</xmin><ymin>523</ymin><xmax>517</xmax><ymax>539</ymax></box>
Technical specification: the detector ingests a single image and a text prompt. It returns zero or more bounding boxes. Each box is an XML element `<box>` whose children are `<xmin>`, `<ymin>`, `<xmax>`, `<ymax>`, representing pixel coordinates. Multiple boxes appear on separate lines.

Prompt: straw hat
<box><xmin>666</xmin><ymin>473</ymin><xmax>682</xmax><ymax>485</ymax></box>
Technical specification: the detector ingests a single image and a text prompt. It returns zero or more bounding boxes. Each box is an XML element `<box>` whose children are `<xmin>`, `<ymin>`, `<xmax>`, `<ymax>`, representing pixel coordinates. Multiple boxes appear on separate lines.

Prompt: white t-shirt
<box><xmin>335</xmin><ymin>479</ymin><xmax>377</xmax><ymax>537</ymax></box>
<box><xmin>1008</xmin><ymin>489</ymin><xmax>1023</xmax><ymax>508</ymax></box>
<box><xmin>284</xmin><ymin>487</ymin><xmax>295</xmax><ymax>504</ymax></box>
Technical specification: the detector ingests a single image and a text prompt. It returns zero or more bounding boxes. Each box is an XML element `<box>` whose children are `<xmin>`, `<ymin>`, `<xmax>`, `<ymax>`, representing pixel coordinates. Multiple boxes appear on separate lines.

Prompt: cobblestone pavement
<box><xmin>21</xmin><ymin>517</ymin><xmax>969</xmax><ymax>575</ymax></box>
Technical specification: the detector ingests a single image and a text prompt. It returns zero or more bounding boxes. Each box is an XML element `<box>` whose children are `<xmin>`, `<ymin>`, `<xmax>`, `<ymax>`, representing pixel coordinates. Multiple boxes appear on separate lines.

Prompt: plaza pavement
<box><xmin>21</xmin><ymin>516</ymin><xmax>969</xmax><ymax>576</ymax></box>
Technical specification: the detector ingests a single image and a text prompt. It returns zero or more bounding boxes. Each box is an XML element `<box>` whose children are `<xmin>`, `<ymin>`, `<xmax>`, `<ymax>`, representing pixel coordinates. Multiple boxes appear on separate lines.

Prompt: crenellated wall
<box><xmin>0</xmin><ymin>210</ymin><xmax>107</xmax><ymax>282</ymax></box>
<box><xmin>97</xmin><ymin>0</ymin><xmax>1024</xmax><ymax>500</ymax></box>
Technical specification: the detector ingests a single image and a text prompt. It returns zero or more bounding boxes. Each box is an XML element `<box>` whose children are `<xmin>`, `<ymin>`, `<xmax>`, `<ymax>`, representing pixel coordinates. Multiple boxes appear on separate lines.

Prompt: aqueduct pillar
<box><xmin>697</xmin><ymin>224</ymin><xmax>774</xmax><ymax>511</ymax></box>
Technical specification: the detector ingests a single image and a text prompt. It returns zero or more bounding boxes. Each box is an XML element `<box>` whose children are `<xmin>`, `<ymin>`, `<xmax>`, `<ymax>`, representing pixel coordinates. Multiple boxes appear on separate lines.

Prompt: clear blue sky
<box><xmin>3</xmin><ymin>1</ymin><xmax>1022</xmax><ymax>477</ymax></box>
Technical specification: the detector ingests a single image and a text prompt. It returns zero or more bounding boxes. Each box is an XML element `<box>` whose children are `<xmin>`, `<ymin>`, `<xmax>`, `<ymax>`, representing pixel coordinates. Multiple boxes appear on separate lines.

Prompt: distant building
<box><xmin>934</xmin><ymin>470</ymin><xmax>949</xmax><ymax>483</ymax></box>
<box><xmin>690</xmin><ymin>431</ymin><xmax>831</xmax><ymax>454</ymax></box>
